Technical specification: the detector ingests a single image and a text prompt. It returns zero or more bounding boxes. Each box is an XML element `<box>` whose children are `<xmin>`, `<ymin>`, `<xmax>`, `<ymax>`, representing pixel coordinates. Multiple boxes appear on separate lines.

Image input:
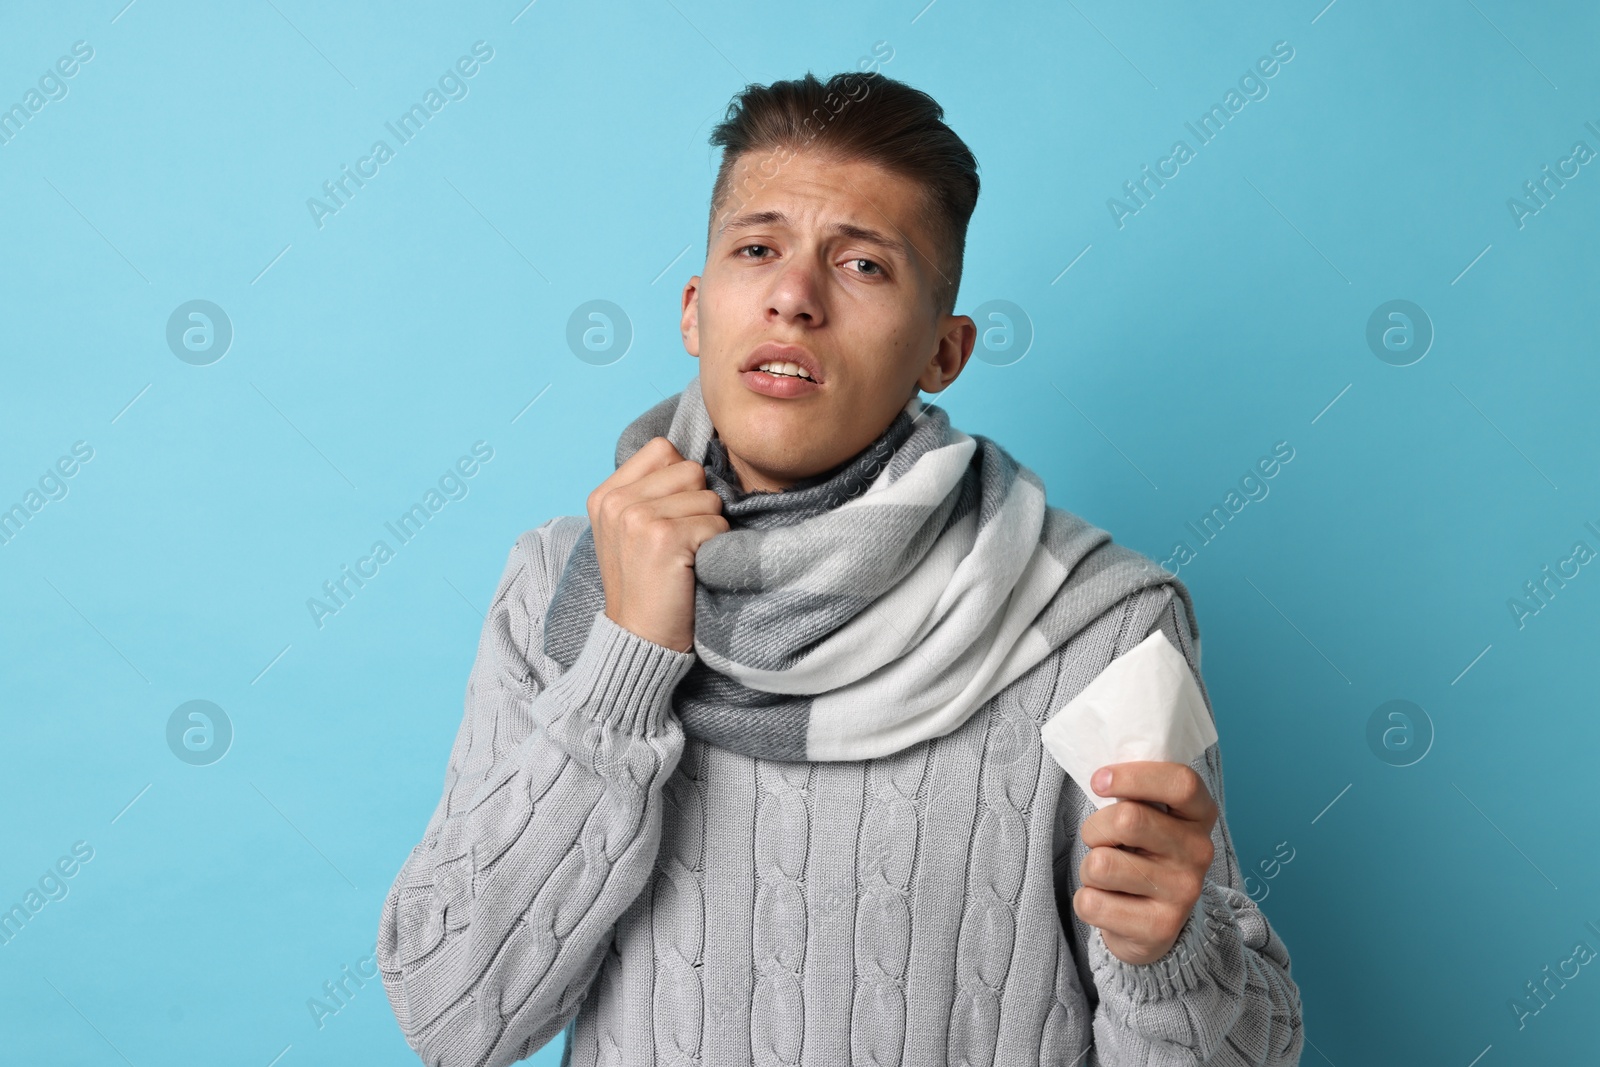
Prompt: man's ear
<box><xmin>917</xmin><ymin>313</ymin><xmax>976</xmax><ymax>393</ymax></box>
<box><xmin>681</xmin><ymin>276</ymin><xmax>701</xmax><ymax>358</ymax></box>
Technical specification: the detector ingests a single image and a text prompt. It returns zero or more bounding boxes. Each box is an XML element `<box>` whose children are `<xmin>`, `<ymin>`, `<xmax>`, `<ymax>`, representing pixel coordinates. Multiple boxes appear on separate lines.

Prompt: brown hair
<box><xmin>706</xmin><ymin>71</ymin><xmax>981</xmax><ymax>319</ymax></box>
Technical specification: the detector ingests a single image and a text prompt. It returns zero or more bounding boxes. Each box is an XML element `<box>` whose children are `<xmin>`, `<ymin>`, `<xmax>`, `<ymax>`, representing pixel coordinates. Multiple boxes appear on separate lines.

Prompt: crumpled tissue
<box><xmin>1040</xmin><ymin>628</ymin><xmax>1217</xmax><ymax>810</ymax></box>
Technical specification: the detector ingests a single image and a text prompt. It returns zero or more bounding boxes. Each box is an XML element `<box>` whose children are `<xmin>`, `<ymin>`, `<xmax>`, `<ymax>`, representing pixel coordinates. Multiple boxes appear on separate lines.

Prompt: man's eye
<box><xmin>736</xmin><ymin>244</ymin><xmax>772</xmax><ymax>260</ymax></box>
<box><xmin>848</xmin><ymin>258</ymin><xmax>883</xmax><ymax>276</ymax></box>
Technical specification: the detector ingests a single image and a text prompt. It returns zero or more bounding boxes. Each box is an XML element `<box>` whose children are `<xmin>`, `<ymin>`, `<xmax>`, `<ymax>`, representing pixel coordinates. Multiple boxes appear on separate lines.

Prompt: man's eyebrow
<box><xmin>717</xmin><ymin>209</ymin><xmax>907</xmax><ymax>258</ymax></box>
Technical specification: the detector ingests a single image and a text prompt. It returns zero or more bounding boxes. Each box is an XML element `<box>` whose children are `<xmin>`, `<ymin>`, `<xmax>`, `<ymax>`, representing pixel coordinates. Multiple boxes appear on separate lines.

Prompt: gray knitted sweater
<box><xmin>377</xmin><ymin>515</ymin><xmax>1304</xmax><ymax>1066</ymax></box>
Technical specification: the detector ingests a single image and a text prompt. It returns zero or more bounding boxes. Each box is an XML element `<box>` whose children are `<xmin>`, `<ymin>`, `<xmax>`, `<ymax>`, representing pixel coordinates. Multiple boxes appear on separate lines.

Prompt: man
<box><xmin>378</xmin><ymin>71</ymin><xmax>1303</xmax><ymax>1066</ymax></box>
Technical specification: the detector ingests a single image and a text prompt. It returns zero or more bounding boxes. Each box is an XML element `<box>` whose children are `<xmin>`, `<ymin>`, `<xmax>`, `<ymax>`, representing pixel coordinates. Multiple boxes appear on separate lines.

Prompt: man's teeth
<box><xmin>756</xmin><ymin>361</ymin><xmax>815</xmax><ymax>381</ymax></box>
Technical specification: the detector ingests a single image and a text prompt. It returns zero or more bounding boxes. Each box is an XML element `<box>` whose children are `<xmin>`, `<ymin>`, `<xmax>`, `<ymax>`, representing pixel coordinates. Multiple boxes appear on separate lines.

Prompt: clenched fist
<box><xmin>586</xmin><ymin>436</ymin><xmax>729</xmax><ymax>653</ymax></box>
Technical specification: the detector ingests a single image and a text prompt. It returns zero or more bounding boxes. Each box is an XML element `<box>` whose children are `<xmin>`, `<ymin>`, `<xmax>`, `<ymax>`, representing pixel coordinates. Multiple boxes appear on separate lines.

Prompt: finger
<box><xmin>609</xmin><ymin>436</ymin><xmax>685</xmax><ymax>485</ymax></box>
<box><xmin>1080</xmin><ymin>798</ymin><xmax>1183</xmax><ymax>857</ymax></box>
<box><xmin>1078</xmin><ymin>843</ymin><xmax>1166</xmax><ymax>898</ymax></box>
<box><xmin>627</xmin><ymin>488</ymin><xmax>724</xmax><ymax>521</ymax></box>
<box><xmin>1072</xmin><ymin>885</ymin><xmax>1190</xmax><ymax>955</ymax></box>
<box><xmin>589</xmin><ymin>438</ymin><xmax>687</xmax><ymax>515</ymax></box>
<box><xmin>672</xmin><ymin>512</ymin><xmax>732</xmax><ymax>552</ymax></box>
<box><xmin>1092</xmin><ymin>761</ymin><xmax>1216</xmax><ymax>823</ymax></box>
<box><xmin>593</xmin><ymin>457</ymin><xmax>709</xmax><ymax>522</ymax></box>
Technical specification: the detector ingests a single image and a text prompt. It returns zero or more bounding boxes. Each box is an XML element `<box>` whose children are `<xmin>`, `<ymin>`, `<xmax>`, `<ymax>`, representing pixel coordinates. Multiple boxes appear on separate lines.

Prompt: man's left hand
<box><xmin>1073</xmin><ymin>760</ymin><xmax>1219</xmax><ymax>966</ymax></box>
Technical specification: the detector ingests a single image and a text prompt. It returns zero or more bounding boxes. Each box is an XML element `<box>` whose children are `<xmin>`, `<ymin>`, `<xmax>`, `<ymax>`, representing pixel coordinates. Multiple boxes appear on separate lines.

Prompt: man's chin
<box><xmin>714</xmin><ymin>423</ymin><xmax>842</xmax><ymax>489</ymax></box>
<box><xmin>717</xmin><ymin>394</ymin><xmax>814</xmax><ymax>441</ymax></box>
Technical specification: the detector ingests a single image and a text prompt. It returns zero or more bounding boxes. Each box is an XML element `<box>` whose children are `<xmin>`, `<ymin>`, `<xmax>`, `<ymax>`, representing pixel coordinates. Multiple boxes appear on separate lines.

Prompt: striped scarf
<box><xmin>543</xmin><ymin>374</ymin><xmax>1192</xmax><ymax>762</ymax></box>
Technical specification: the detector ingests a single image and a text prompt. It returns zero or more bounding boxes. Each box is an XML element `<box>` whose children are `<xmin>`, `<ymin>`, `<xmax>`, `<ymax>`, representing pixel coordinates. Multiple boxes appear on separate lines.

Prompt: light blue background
<box><xmin>3</xmin><ymin>1</ymin><xmax>1597</xmax><ymax>1064</ymax></box>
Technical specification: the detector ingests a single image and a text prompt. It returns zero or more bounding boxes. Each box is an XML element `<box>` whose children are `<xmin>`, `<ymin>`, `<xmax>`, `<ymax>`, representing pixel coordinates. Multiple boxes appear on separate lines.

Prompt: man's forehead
<box><xmin>719</xmin><ymin>155</ymin><xmax>920</xmax><ymax>232</ymax></box>
<box><xmin>716</xmin><ymin>206</ymin><xmax>900</xmax><ymax>248</ymax></box>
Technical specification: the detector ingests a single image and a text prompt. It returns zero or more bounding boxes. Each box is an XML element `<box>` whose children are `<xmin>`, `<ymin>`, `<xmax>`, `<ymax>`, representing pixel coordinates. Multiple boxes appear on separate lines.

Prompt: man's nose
<box><xmin>767</xmin><ymin>258</ymin><xmax>825</xmax><ymax>323</ymax></box>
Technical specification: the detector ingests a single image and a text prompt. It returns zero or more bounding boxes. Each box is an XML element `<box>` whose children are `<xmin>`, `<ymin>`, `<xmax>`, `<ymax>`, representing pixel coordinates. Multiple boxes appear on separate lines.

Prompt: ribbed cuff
<box><xmin>1091</xmin><ymin>880</ymin><xmax>1238</xmax><ymax>1001</ymax></box>
<box><xmin>543</xmin><ymin>608</ymin><xmax>698</xmax><ymax>736</ymax></box>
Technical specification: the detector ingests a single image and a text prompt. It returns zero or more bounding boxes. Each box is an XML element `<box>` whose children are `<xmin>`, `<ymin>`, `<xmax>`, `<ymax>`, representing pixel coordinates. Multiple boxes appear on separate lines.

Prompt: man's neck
<box><xmin>725</xmin><ymin>449</ymin><xmax>800</xmax><ymax>494</ymax></box>
<box><xmin>722</xmin><ymin>441</ymin><xmax>855</xmax><ymax>496</ymax></box>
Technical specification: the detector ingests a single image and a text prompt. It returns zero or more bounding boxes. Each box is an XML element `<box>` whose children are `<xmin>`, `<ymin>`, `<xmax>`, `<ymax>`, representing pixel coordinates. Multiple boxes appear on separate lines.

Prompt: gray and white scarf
<box><xmin>543</xmin><ymin>373</ymin><xmax>1195</xmax><ymax>763</ymax></box>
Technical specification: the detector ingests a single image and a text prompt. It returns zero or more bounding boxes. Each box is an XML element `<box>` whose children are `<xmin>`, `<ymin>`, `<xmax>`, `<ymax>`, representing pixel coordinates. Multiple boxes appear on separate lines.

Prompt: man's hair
<box><xmin>706</xmin><ymin>71</ymin><xmax>980</xmax><ymax>319</ymax></box>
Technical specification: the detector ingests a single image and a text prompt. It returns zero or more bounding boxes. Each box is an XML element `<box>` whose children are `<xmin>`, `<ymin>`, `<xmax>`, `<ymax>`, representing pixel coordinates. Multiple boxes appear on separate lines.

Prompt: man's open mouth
<box><xmin>753</xmin><ymin>361</ymin><xmax>817</xmax><ymax>382</ymax></box>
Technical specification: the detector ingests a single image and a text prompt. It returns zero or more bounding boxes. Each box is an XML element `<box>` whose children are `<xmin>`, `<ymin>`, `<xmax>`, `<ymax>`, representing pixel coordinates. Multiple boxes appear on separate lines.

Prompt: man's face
<box><xmin>680</xmin><ymin>149</ymin><xmax>975</xmax><ymax>493</ymax></box>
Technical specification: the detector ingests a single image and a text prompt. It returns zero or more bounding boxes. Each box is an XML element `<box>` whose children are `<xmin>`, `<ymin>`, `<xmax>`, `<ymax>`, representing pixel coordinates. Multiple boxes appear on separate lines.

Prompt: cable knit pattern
<box><xmin>753</xmin><ymin>760</ymin><xmax>812</xmax><ymax>1063</ymax></box>
<box><xmin>853</xmin><ymin>747</ymin><xmax>925</xmax><ymax>1064</ymax></box>
<box><xmin>648</xmin><ymin>741</ymin><xmax>710</xmax><ymax>1065</ymax></box>
<box><xmin>947</xmin><ymin>702</ymin><xmax>1033</xmax><ymax>1061</ymax></box>
<box><xmin>378</xmin><ymin>516</ymin><xmax>1304</xmax><ymax>1067</ymax></box>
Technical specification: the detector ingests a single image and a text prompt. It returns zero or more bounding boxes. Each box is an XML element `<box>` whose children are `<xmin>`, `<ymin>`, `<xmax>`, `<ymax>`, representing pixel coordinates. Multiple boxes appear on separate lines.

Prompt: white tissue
<box><xmin>1039</xmin><ymin>628</ymin><xmax>1217</xmax><ymax>810</ymax></box>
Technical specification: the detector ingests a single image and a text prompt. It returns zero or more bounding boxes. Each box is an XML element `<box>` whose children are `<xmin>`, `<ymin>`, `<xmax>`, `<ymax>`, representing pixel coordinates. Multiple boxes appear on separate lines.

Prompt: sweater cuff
<box><xmin>542</xmin><ymin>608</ymin><xmax>697</xmax><ymax>736</ymax></box>
<box><xmin>1090</xmin><ymin>880</ymin><xmax>1238</xmax><ymax>1002</ymax></box>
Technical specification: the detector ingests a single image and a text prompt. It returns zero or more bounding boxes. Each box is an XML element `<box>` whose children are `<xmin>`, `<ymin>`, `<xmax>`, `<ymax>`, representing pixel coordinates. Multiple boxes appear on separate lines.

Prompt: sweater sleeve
<box><xmin>377</xmin><ymin>519</ymin><xmax>697</xmax><ymax>1067</ymax></box>
<box><xmin>1053</xmin><ymin>588</ymin><xmax>1306</xmax><ymax>1066</ymax></box>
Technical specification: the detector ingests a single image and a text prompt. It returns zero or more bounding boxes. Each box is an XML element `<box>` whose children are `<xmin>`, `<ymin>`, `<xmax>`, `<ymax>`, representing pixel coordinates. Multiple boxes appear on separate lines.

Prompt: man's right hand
<box><xmin>587</xmin><ymin>436</ymin><xmax>729</xmax><ymax>654</ymax></box>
